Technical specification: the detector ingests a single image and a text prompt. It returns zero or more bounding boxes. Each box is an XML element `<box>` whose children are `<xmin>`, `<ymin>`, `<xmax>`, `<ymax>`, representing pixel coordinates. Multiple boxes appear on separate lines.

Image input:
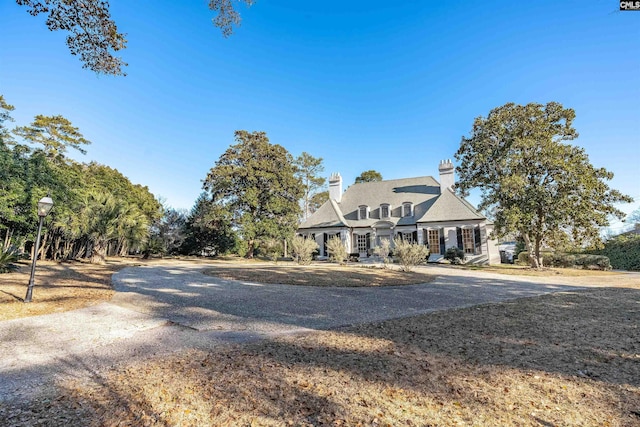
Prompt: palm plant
<box><xmin>0</xmin><ymin>245</ymin><xmax>21</xmax><ymax>273</ymax></box>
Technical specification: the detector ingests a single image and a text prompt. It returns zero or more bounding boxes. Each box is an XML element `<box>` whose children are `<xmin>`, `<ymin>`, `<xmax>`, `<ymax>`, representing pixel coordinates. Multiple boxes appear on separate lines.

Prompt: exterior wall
<box><xmin>298</xmin><ymin>228</ymin><xmax>348</xmax><ymax>258</ymax></box>
<box><xmin>419</xmin><ymin>220</ymin><xmax>496</xmax><ymax>265</ymax></box>
<box><xmin>300</xmin><ymin>221</ymin><xmax>498</xmax><ymax>264</ymax></box>
<box><xmin>484</xmin><ymin>224</ymin><xmax>501</xmax><ymax>265</ymax></box>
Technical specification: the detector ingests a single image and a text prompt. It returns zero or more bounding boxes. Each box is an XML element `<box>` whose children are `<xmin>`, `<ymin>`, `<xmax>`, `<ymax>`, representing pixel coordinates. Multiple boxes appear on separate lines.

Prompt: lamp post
<box><xmin>24</xmin><ymin>196</ymin><xmax>54</xmax><ymax>303</ymax></box>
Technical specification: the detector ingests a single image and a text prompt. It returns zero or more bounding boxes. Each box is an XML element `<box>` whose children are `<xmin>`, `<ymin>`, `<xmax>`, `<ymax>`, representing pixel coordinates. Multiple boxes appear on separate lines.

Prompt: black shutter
<box><xmin>439</xmin><ymin>229</ymin><xmax>445</xmax><ymax>254</ymax></box>
<box><xmin>456</xmin><ymin>227</ymin><xmax>463</xmax><ymax>249</ymax></box>
<box><xmin>412</xmin><ymin>231</ymin><xmax>418</xmax><ymax>243</ymax></box>
<box><xmin>366</xmin><ymin>233</ymin><xmax>371</xmax><ymax>250</ymax></box>
<box><xmin>323</xmin><ymin>233</ymin><xmax>328</xmax><ymax>256</ymax></box>
<box><xmin>474</xmin><ymin>226</ymin><xmax>482</xmax><ymax>254</ymax></box>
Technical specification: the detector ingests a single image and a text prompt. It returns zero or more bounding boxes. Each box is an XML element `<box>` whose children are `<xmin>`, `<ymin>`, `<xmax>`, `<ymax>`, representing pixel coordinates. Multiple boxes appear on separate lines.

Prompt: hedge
<box><xmin>593</xmin><ymin>234</ymin><xmax>640</xmax><ymax>271</ymax></box>
<box><xmin>517</xmin><ymin>251</ymin><xmax>611</xmax><ymax>270</ymax></box>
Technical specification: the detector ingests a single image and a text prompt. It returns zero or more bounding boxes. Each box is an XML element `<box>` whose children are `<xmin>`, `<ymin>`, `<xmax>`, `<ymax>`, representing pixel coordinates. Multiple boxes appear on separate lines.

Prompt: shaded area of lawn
<box><xmin>459</xmin><ymin>263</ymin><xmax>627</xmax><ymax>277</ymax></box>
<box><xmin>0</xmin><ymin>258</ymin><xmax>140</xmax><ymax>321</ymax></box>
<box><xmin>203</xmin><ymin>263</ymin><xmax>436</xmax><ymax>287</ymax></box>
<box><xmin>3</xmin><ymin>288</ymin><xmax>638</xmax><ymax>426</ymax></box>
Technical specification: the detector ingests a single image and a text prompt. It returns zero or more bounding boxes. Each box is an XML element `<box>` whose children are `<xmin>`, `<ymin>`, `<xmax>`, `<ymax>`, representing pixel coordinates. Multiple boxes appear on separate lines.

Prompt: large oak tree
<box><xmin>455</xmin><ymin>102</ymin><xmax>632</xmax><ymax>268</ymax></box>
<box><xmin>203</xmin><ymin>131</ymin><xmax>302</xmax><ymax>258</ymax></box>
<box><xmin>16</xmin><ymin>0</ymin><xmax>254</xmax><ymax>75</ymax></box>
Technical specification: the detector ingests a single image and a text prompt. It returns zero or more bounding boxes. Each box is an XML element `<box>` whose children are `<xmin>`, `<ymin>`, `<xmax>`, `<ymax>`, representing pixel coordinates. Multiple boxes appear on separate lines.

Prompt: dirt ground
<box><xmin>1</xmin><ymin>259</ymin><xmax>639</xmax><ymax>426</ymax></box>
<box><xmin>203</xmin><ymin>263</ymin><xmax>436</xmax><ymax>287</ymax></box>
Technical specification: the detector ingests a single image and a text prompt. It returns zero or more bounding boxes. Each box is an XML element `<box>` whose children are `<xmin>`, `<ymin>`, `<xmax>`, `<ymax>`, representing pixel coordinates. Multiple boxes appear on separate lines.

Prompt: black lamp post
<box><xmin>24</xmin><ymin>196</ymin><xmax>54</xmax><ymax>303</ymax></box>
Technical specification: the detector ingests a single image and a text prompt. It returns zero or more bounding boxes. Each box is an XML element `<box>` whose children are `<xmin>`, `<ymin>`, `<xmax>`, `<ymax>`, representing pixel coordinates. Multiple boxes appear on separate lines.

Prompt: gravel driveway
<box><xmin>111</xmin><ymin>264</ymin><xmax>585</xmax><ymax>332</ymax></box>
<box><xmin>0</xmin><ymin>263</ymin><xmax>588</xmax><ymax>402</ymax></box>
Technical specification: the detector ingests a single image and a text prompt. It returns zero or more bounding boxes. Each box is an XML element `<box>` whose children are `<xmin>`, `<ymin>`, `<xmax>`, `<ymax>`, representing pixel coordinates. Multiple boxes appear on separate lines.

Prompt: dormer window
<box><xmin>358</xmin><ymin>205</ymin><xmax>369</xmax><ymax>220</ymax></box>
<box><xmin>403</xmin><ymin>202</ymin><xmax>413</xmax><ymax>217</ymax></box>
<box><xmin>380</xmin><ymin>203</ymin><xmax>390</xmax><ymax>219</ymax></box>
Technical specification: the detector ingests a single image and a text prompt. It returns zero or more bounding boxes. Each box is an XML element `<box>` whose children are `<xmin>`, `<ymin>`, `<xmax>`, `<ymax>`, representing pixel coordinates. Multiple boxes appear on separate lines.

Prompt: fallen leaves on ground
<box><xmin>0</xmin><ymin>258</ymin><xmax>139</xmax><ymax>321</ymax></box>
<box><xmin>3</xmin><ymin>288</ymin><xmax>639</xmax><ymax>426</ymax></box>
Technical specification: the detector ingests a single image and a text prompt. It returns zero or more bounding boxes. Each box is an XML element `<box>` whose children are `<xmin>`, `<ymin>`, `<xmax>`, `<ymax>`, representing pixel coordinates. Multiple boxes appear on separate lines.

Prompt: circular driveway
<box><xmin>111</xmin><ymin>263</ymin><xmax>587</xmax><ymax>333</ymax></box>
<box><xmin>1</xmin><ymin>262</ymin><xmax>620</xmax><ymax>401</ymax></box>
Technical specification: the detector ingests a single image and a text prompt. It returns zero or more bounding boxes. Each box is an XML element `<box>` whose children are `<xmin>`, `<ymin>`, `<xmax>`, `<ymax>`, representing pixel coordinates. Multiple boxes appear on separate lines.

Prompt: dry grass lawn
<box><xmin>203</xmin><ymin>263</ymin><xmax>436</xmax><ymax>287</ymax></box>
<box><xmin>3</xmin><ymin>288</ymin><xmax>639</xmax><ymax>426</ymax></box>
<box><xmin>0</xmin><ymin>258</ymin><xmax>140</xmax><ymax>321</ymax></box>
<box><xmin>1</xmin><ymin>259</ymin><xmax>639</xmax><ymax>426</ymax></box>
<box><xmin>460</xmin><ymin>263</ymin><xmax>627</xmax><ymax>277</ymax></box>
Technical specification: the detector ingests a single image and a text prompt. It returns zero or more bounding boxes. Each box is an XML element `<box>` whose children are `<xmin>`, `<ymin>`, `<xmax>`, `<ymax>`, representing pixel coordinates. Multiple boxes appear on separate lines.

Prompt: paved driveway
<box><xmin>1</xmin><ymin>262</ymin><xmax>593</xmax><ymax>401</ymax></box>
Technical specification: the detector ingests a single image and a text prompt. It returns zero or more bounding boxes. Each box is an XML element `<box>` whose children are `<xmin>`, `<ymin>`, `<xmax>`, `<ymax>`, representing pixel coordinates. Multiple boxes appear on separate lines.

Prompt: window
<box><xmin>358</xmin><ymin>205</ymin><xmax>368</xmax><ymax>220</ymax></box>
<box><xmin>462</xmin><ymin>228</ymin><xmax>475</xmax><ymax>254</ymax></box>
<box><xmin>401</xmin><ymin>232</ymin><xmax>414</xmax><ymax>243</ymax></box>
<box><xmin>380</xmin><ymin>204</ymin><xmax>390</xmax><ymax>218</ymax></box>
<box><xmin>403</xmin><ymin>202</ymin><xmax>412</xmax><ymax>217</ymax></box>
<box><xmin>356</xmin><ymin>234</ymin><xmax>368</xmax><ymax>252</ymax></box>
<box><xmin>428</xmin><ymin>229</ymin><xmax>440</xmax><ymax>254</ymax></box>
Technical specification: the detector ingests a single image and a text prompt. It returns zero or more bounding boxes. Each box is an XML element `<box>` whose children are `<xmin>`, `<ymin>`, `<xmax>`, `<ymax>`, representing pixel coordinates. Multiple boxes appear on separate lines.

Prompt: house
<box><xmin>297</xmin><ymin>160</ymin><xmax>500</xmax><ymax>264</ymax></box>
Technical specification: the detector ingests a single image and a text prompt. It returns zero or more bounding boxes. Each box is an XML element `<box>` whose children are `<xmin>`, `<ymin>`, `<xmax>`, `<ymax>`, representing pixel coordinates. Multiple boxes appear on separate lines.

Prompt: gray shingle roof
<box><xmin>299</xmin><ymin>176</ymin><xmax>485</xmax><ymax>229</ymax></box>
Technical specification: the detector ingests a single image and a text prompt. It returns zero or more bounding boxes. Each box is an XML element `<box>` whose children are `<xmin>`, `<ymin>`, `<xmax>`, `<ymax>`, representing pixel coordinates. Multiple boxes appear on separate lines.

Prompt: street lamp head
<box><xmin>37</xmin><ymin>196</ymin><xmax>54</xmax><ymax>217</ymax></box>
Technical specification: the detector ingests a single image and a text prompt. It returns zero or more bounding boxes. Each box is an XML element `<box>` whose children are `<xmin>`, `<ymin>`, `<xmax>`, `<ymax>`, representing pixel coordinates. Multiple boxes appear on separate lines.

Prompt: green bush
<box><xmin>392</xmin><ymin>238</ymin><xmax>429</xmax><ymax>271</ymax></box>
<box><xmin>326</xmin><ymin>236</ymin><xmax>347</xmax><ymax>265</ymax></box>
<box><xmin>444</xmin><ymin>247</ymin><xmax>465</xmax><ymax>265</ymax></box>
<box><xmin>517</xmin><ymin>251</ymin><xmax>529</xmax><ymax>265</ymax></box>
<box><xmin>593</xmin><ymin>234</ymin><xmax>640</xmax><ymax>271</ymax></box>
<box><xmin>520</xmin><ymin>251</ymin><xmax>611</xmax><ymax>270</ymax></box>
<box><xmin>291</xmin><ymin>235</ymin><xmax>317</xmax><ymax>265</ymax></box>
<box><xmin>0</xmin><ymin>245</ymin><xmax>21</xmax><ymax>273</ymax></box>
<box><xmin>572</xmin><ymin>254</ymin><xmax>611</xmax><ymax>270</ymax></box>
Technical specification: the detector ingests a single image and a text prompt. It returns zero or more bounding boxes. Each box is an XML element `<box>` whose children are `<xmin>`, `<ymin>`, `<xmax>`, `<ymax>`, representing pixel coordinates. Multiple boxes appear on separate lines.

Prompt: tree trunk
<box><xmin>522</xmin><ymin>233</ymin><xmax>541</xmax><ymax>269</ymax></box>
<box><xmin>39</xmin><ymin>232</ymin><xmax>49</xmax><ymax>260</ymax></box>
<box><xmin>90</xmin><ymin>239</ymin><xmax>107</xmax><ymax>264</ymax></box>
<box><xmin>535</xmin><ymin>235</ymin><xmax>543</xmax><ymax>268</ymax></box>
<box><xmin>246</xmin><ymin>239</ymin><xmax>255</xmax><ymax>259</ymax></box>
<box><xmin>3</xmin><ymin>228</ymin><xmax>12</xmax><ymax>250</ymax></box>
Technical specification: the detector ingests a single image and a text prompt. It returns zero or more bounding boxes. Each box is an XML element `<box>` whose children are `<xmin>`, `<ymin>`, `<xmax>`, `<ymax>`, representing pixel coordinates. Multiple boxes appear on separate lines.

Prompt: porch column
<box><xmin>417</xmin><ymin>226</ymin><xmax>424</xmax><ymax>245</ymax></box>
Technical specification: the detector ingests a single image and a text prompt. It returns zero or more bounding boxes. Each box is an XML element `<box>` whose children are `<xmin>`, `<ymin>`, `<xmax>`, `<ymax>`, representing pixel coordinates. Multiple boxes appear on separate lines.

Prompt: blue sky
<box><xmin>1</xmin><ymin>0</ymin><xmax>639</xmax><ymax>231</ymax></box>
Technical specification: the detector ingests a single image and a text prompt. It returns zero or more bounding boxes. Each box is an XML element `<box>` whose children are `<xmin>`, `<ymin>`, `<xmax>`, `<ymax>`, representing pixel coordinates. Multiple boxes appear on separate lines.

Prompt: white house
<box><xmin>297</xmin><ymin>160</ymin><xmax>500</xmax><ymax>264</ymax></box>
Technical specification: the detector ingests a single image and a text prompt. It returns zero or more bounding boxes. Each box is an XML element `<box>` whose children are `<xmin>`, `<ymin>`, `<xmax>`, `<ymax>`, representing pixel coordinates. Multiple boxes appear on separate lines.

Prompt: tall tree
<box><xmin>294</xmin><ymin>152</ymin><xmax>326</xmax><ymax>220</ymax></box>
<box><xmin>13</xmin><ymin>115</ymin><xmax>91</xmax><ymax>160</ymax></box>
<box><xmin>309</xmin><ymin>191</ymin><xmax>329</xmax><ymax>215</ymax></box>
<box><xmin>17</xmin><ymin>0</ymin><xmax>254</xmax><ymax>75</ymax></box>
<box><xmin>355</xmin><ymin>170</ymin><xmax>383</xmax><ymax>184</ymax></box>
<box><xmin>455</xmin><ymin>102</ymin><xmax>633</xmax><ymax>268</ymax></box>
<box><xmin>180</xmin><ymin>193</ymin><xmax>235</xmax><ymax>256</ymax></box>
<box><xmin>0</xmin><ymin>95</ymin><xmax>15</xmax><ymax>144</ymax></box>
<box><xmin>203</xmin><ymin>131</ymin><xmax>302</xmax><ymax>258</ymax></box>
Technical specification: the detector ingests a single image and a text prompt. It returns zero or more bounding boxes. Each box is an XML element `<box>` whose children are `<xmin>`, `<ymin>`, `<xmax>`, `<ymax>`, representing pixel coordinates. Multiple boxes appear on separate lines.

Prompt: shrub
<box><xmin>545</xmin><ymin>253</ymin><xmax>576</xmax><ymax>268</ymax></box>
<box><xmin>573</xmin><ymin>254</ymin><xmax>611</xmax><ymax>270</ymax></box>
<box><xmin>519</xmin><ymin>251</ymin><xmax>611</xmax><ymax>270</ymax></box>
<box><xmin>0</xmin><ymin>245</ymin><xmax>21</xmax><ymax>273</ymax></box>
<box><xmin>373</xmin><ymin>239</ymin><xmax>391</xmax><ymax>267</ymax></box>
<box><xmin>290</xmin><ymin>235</ymin><xmax>317</xmax><ymax>265</ymax></box>
<box><xmin>444</xmin><ymin>247</ymin><xmax>465</xmax><ymax>265</ymax></box>
<box><xmin>260</xmin><ymin>238</ymin><xmax>283</xmax><ymax>264</ymax></box>
<box><xmin>517</xmin><ymin>250</ymin><xmax>554</xmax><ymax>267</ymax></box>
<box><xmin>594</xmin><ymin>234</ymin><xmax>640</xmax><ymax>271</ymax></box>
<box><xmin>393</xmin><ymin>238</ymin><xmax>429</xmax><ymax>272</ymax></box>
<box><xmin>326</xmin><ymin>236</ymin><xmax>347</xmax><ymax>265</ymax></box>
